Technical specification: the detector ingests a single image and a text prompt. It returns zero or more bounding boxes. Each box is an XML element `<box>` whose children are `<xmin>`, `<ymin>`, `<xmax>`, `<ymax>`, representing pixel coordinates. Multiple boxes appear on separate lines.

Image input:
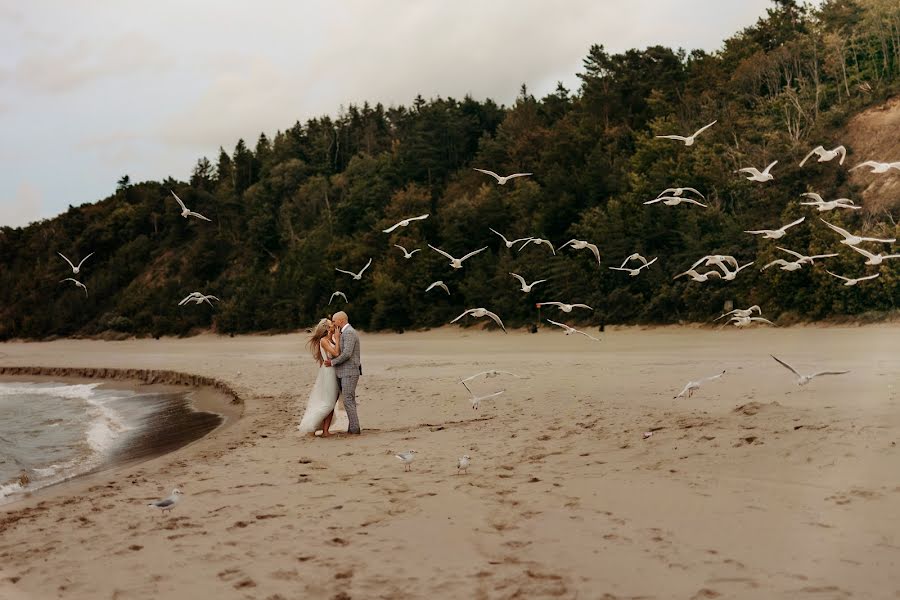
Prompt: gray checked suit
<box><xmin>331</xmin><ymin>324</ymin><xmax>362</xmax><ymax>433</ymax></box>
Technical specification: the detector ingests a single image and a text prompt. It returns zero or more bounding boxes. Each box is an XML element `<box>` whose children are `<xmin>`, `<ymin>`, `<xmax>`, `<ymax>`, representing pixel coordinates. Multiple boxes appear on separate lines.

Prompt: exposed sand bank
<box><xmin>0</xmin><ymin>326</ymin><xmax>898</xmax><ymax>599</ymax></box>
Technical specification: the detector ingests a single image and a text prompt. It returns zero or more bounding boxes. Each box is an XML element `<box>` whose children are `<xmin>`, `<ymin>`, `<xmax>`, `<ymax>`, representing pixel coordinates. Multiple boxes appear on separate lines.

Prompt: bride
<box><xmin>298</xmin><ymin>318</ymin><xmax>348</xmax><ymax>436</ymax></box>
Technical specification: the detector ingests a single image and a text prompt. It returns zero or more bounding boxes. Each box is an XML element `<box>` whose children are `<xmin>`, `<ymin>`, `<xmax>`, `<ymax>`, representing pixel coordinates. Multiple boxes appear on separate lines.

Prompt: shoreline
<box><xmin>0</xmin><ymin>369</ymin><xmax>243</xmax><ymax>512</ymax></box>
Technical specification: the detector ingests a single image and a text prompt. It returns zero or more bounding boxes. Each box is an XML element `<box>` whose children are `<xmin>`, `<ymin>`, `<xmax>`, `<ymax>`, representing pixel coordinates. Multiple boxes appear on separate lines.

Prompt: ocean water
<box><xmin>0</xmin><ymin>381</ymin><xmax>223</xmax><ymax>504</ymax></box>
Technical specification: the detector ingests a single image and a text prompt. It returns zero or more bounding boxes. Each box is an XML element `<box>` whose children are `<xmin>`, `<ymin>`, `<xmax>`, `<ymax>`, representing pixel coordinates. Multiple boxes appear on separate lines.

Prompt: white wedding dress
<box><xmin>297</xmin><ymin>348</ymin><xmax>348</xmax><ymax>434</ymax></box>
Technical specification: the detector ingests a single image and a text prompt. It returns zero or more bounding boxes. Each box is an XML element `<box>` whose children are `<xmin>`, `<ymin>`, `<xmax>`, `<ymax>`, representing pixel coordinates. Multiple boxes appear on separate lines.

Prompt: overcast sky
<box><xmin>0</xmin><ymin>0</ymin><xmax>778</xmax><ymax>227</ymax></box>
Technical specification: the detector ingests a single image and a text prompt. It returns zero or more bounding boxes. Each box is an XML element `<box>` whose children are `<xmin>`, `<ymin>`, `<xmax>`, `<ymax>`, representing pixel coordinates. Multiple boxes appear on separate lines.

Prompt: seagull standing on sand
<box><xmin>509</xmin><ymin>273</ymin><xmax>547</xmax><ymax>293</ymax></box>
<box><xmin>557</xmin><ymin>239</ymin><xmax>601</xmax><ymax>265</ymax></box>
<box><xmin>825</xmin><ymin>271</ymin><xmax>881</xmax><ymax>286</ymax></box>
<box><xmin>537</xmin><ymin>302</ymin><xmax>593</xmax><ymax>313</ymax></box>
<box><xmin>737</xmin><ymin>160</ymin><xmax>778</xmax><ymax>182</ymax></box>
<box><xmin>329</xmin><ymin>291</ymin><xmax>348</xmax><ymax>305</ymax></box>
<box><xmin>457</xmin><ymin>455</ymin><xmax>470</xmax><ymax>475</ymax></box>
<box><xmin>335</xmin><ymin>258</ymin><xmax>373</xmax><ymax>280</ymax></box>
<box><xmin>489</xmin><ymin>228</ymin><xmax>533</xmax><ymax>249</ymax></box>
<box><xmin>820</xmin><ymin>218</ymin><xmax>897</xmax><ymax>246</ymax></box>
<box><xmin>451</xmin><ymin>308</ymin><xmax>507</xmax><ymax>333</ymax></box>
<box><xmin>849</xmin><ymin>160</ymin><xmax>900</xmax><ymax>173</ymax></box>
<box><xmin>799</xmin><ymin>193</ymin><xmax>861</xmax><ymax>211</ymax></box>
<box><xmin>545</xmin><ymin>319</ymin><xmax>600</xmax><ymax>341</ymax></box>
<box><xmin>643</xmin><ymin>196</ymin><xmax>707</xmax><ymax>207</ymax></box>
<box><xmin>744</xmin><ymin>217</ymin><xmax>805</xmax><ymax>239</ymax></box>
<box><xmin>428</xmin><ymin>245</ymin><xmax>488</xmax><ymax>269</ymax></box>
<box><xmin>382</xmin><ymin>214</ymin><xmax>429</xmax><ymax>234</ymax></box>
<box><xmin>655</xmin><ymin>120</ymin><xmax>717</xmax><ymax>146</ymax></box>
<box><xmin>799</xmin><ymin>145</ymin><xmax>847</xmax><ymax>167</ymax></box>
<box><xmin>60</xmin><ymin>278</ymin><xmax>88</xmax><ymax>296</ymax></box>
<box><xmin>674</xmin><ymin>370</ymin><xmax>725</xmax><ymax>399</ymax></box>
<box><xmin>770</xmin><ymin>355</ymin><xmax>849</xmax><ymax>386</ymax></box>
<box><xmin>426</xmin><ymin>281</ymin><xmax>450</xmax><ymax>295</ymax></box>
<box><xmin>473</xmin><ymin>168</ymin><xmax>532</xmax><ymax>185</ymax></box>
<box><xmin>57</xmin><ymin>252</ymin><xmax>94</xmax><ymax>275</ymax></box>
<box><xmin>847</xmin><ymin>245</ymin><xmax>900</xmax><ymax>265</ymax></box>
<box><xmin>396</xmin><ymin>450</ymin><xmax>417</xmax><ymax>471</ymax></box>
<box><xmin>393</xmin><ymin>244</ymin><xmax>421</xmax><ymax>259</ymax></box>
<box><xmin>518</xmin><ymin>238</ymin><xmax>556</xmax><ymax>255</ymax></box>
<box><xmin>171</xmin><ymin>191</ymin><xmax>211</xmax><ymax>221</ymax></box>
<box><xmin>148</xmin><ymin>489</ymin><xmax>183</xmax><ymax>515</ymax></box>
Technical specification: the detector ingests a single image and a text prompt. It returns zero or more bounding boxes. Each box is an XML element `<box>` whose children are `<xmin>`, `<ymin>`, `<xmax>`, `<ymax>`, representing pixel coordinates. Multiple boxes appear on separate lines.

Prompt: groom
<box><xmin>325</xmin><ymin>311</ymin><xmax>362</xmax><ymax>434</ymax></box>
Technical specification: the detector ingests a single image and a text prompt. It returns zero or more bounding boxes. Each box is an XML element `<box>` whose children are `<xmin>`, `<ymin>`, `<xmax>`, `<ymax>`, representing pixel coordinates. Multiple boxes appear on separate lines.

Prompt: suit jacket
<box><xmin>332</xmin><ymin>325</ymin><xmax>362</xmax><ymax>378</ymax></box>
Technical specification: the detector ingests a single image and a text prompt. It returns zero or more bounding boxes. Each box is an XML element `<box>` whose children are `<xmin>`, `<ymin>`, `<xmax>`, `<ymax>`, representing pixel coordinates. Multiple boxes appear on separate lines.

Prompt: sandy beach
<box><xmin>0</xmin><ymin>325</ymin><xmax>898</xmax><ymax>599</ymax></box>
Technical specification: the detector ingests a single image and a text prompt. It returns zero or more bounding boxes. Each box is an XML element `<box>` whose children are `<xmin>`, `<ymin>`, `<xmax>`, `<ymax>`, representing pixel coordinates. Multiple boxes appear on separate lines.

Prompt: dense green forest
<box><xmin>2</xmin><ymin>0</ymin><xmax>899</xmax><ymax>339</ymax></box>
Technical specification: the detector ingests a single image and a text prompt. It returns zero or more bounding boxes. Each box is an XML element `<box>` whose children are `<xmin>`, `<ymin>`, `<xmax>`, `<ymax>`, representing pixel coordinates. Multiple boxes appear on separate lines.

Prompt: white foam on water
<box><xmin>0</xmin><ymin>382</ymin><xmax>102</xmax><ymax>399</ymax></box>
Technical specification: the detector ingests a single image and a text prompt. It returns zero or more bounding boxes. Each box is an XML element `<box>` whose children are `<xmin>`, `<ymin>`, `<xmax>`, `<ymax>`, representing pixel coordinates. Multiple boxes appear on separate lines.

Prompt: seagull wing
<box><xmin>645</xmin><ymin>257</ymin><xmax>658</xmax><ymax>267</ymax></box>
<box><xmin>799</xmin><ymin>146</ymin><xmax>824</xmax><ymax>167</ymax></box>
<box><xmin>75</xmin><ymin>252</ymin><xmax>95</xmax><ymax>270</ymax></box>
<box><xmin>858</xmin><ymin>236</ymin><xmax>897</xmax><ymax>243</ymax></box>
<box><xmin>459</xmin><ymin>246</ymin><xmax>488</xmax><ymax>262</ymax></box>
<box><xmin>187</xmin><ymin>211</ymin><xmax>212</xmax><ymax>221</ymax></box>
<box><xmin>834</xmin><ymin>145</ymin><xmax>847</xmax><ymax>165</ymax></box>
<box><xmin>358</xmin><ymin>258</ymin><xmax>373</xmax><ymax>276</ymax></box>
<box><xmin>608</xmin><ymin>267</ymin><xmax>631</xmax><ymax>272</ymax></box>
<box><xmin>473</xmin><ymin>168</ymin><xmax>502</xmax><ymax>181</ymax></box>
<box><xmin>643</xmin><ymin>198</ymin><xmax>663</xmax><ymax>205</ymax></box>
<box><xmin>744</xmin><ymin>229</ymin><xmax>771</xmax><ymax>235</ymax></box>
<box><xmin>489</xmin><ymin>228</ymin><xmax>509</xmax><ymax>244</ymax></box>
<box><xmin>855</xmin><ymin>273</ymin><xmax>881</xmax><ymax>282</ymax></box>
<box><xmin>505</xmin><ymin>173</ymin><xmax>532</xmax><ymax>180</ymax></box>
<box><xmin>738</xmin><ymin>167</ymin><xmax>761</xmax><ymax>176</ymax></box>
<box><xmin>781</xmin><ymin>216</ymin><xmax>805</xmax><ymax>231</ymax></box>
<box><xmin>428</xmin><ymin>244</ymin><xmax>455</xmax><ymax>260</ymax></box>
<box><xmin>335</xmin><ymin>268</ymin><xmax>357</xmax><ymax>276</ymax></box>
<box><xmin>557</xmin><ymin>239</ymin><xmax>576</xmax><ymax>251</ymax></box>
<box><xmin>382</xmin><ymin>221</ymin><xmax>402</xmax><ymax>233</ymax></box>
<box><xmin>808</xmin><ymin>370</ymin><xmax>850</xmax><ymax>379</ymax></box>
<box><xmin>171</xmin><ymin>190</ymin><xmax>187</xmax><ymax>211</ymax></box>
<box><xmin>511</xmin><ymin>236</ymin><xmax>534</xmax><ymax>244</ymax></box>
<box><xmin>682</xmin><ymin>198</ymin><xmax>707</xmax><ymax>207</ymax></box>
<box><xmin>691</xmin><ymin>120</ymin><xmax>717</xmax><ymax>138</ymax></box>
<box><xmin>509</xmin><ymin>272</ymin><xmax>527</xmax><ymax>287</ymax></box>
<box><xmin>545</xmin><ymin>319</ymin><xmax>568</xmax><ymax>331</ymax></box>
<box><xmin>700</xmin><ymin>369</ymin><xmax>726</xmax><ymax>383</ymax></box>
<box><xmin>850</xmin><ymin>160</ymin><xmax>878</xmax><ymax>171</ymax></box>
<box><xmin>394</xmin><ymin>244</ymin><xmax>408</xmax><ymax>254</ymax></box>
<box><xmin>657</xmin><ymin>187</ymin><xmax>677</xmax><ymax>197</ymax></box>
<box><xmin>586</xmin><ymin>243</ymin><xmax>601</xmax><ymax>265</ymax></box>
<box><xmin>763</xmin><ymin>160</ymin><xmax>778</xmax><ymax>174</ymax></box>
<box><xmin>819</xmin><ymin>218</ymin><xmax>852</xmax><ymax>239</ymax></box>
<box><xmin>484</xmin><ymin>310</ymin><xmax>507</xmax><ymax>333</ymax></box>
<box><xmin>682</xmin><ymin>187</ymin><xmax>705</xmax><ymax>198</ymax></box>
<box><xmin>801</xmin><ymin>192</ymin><xmax>824</xmax><ymax>202</ymax></box>
<box><xmin>571</xmin><ymin>304</ymin><xmax>593</xmax><ymax>310</ymax></box>
<box><xmin>776</xmin><ymin>247</ymin><xmax>805</xmax><ymax>260</ymax></box>
<box><xmin>574</xmin><ymin>329</ymin><xmax>600</xmax><ymax>341</ymax></box>
<box><xmin>451</xmin><ymin>310</ymin><xmax>472</xmax><ymax>324</ymax></box>
<box><xmin>57</xmin><ymin>252</ymin><xmax>76</xmax><ymax>271</ymax></box>
<box><xmin>825</xmin><ymin>270</ymin><xmax>852</xmax><ymax>282</ymax></box>
<box><xmin>848</xmin><ymin>245</ymin><xmax>876</xmax><ymax>260</ymax></box>
<box><xmin>409</xmin><ymin>214</ymin><xmax>429</xmax><ymax>222</ymax></box>
<box><xmin>438</xmin><ymin>283</ymin><xmax>450</xmax><ymax>295</ymax></box>
<box><xmin>656</xmin><ymin>135</ymin><xmax>688</xmax><ymax>141</ymax></box>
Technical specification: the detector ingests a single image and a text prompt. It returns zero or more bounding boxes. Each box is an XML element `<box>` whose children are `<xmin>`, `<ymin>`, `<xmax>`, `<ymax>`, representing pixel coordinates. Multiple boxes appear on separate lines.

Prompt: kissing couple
<box><xmin>297</xmin><ymin>311</ymin><xmax>363</xmax><ymax>436</ymax></box>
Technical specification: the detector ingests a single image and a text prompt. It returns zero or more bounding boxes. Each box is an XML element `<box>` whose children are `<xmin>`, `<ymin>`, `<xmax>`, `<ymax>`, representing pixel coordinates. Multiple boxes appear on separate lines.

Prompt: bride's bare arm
<box><xmin>320</xmin><ymin>335</ymin><xmax>339</xmax><ymax>358</ymax></box>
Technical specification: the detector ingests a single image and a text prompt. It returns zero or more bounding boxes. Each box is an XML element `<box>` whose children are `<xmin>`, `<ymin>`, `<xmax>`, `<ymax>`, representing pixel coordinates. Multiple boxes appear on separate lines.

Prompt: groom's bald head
<box><xmin>333</xmin><ymin>311</ymin><xmax>349</xmax><ymax>328</ymax></box>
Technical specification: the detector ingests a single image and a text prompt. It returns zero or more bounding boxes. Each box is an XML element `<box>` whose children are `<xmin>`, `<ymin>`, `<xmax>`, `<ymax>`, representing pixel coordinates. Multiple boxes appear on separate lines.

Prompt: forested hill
<box><xmin>2</xmin><ymin>0</ymin><xmax>900</xmax><ymax>339</ymax></box>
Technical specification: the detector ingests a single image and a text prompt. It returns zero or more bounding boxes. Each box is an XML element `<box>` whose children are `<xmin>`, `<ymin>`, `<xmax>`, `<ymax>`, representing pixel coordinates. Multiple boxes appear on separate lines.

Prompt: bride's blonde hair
<box><xmin>307</xmin><ymin>318</ymin><xmax>331</xmax><ymax>365</ymax></box>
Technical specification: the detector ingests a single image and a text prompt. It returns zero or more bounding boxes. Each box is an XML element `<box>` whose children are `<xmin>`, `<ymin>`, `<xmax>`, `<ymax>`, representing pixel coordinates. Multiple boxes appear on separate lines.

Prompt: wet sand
<box><xmin>0</xmin><ymin>326</ymin><xmax>898</xmax><ymax>599</ymax></box>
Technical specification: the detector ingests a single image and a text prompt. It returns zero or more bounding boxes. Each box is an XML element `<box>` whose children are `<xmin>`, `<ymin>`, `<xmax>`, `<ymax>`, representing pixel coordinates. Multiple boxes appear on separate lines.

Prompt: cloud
<box><xmin>14</xmin><ymin>33</ymin><xmax>173</xmax><ymax>94</ymax></box>
<box><xmin>0</xmin><ymin>182</ymin><xmax>44</xmax><ymax>228</ymax></box>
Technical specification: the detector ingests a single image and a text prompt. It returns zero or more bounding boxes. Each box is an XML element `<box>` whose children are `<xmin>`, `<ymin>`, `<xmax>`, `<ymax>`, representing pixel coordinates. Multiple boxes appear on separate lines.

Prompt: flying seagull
<box><xmin>468</xmin><ymin>390</ymin><xmax>505</xmax><ymax>411</ymax></box>
<box><xmin>691</xmin><ymin>255</ymin><xmax>739</xmax><ymax>271</ymax></box>
<box><xmin>820</xmin><ymin>218</ymin><xmax>896</xmax><ymax>246</ymax></box>
<box><xmin>545</xmin><ymin>319</ymin><xmax>599</xmax><ymax>341</ymax></box>
<box><xmin>762</xmin><ymin>259</ymin><xmax>804</xmax><ymax>272</ymax></box>
<box><xmin>395</xmin><ymin>450</ymin><xmax>417</xmax><ymax>471</ymax></box>
<box><xmin>171</xmin><ymin>191</ymin><xmax>211</xmax><ymax>221</ymax></box>
<box><xmin>335</xmin><ymin>258</ymin><xmax>373</xmax><ymax>280</ymax></box>
<box><xmin>60</xmin><ymin>278</ymin><xmax>88</xmax><ymax>296</ymax></box>
<box><xmin>776</xmin><ymin>247</ymin><xmax>839</xmax><ymax>265</ymax></box>
<box><xmin>393</xmin><ymin>244</ymin><xmax>421</xmax><ymax>259</ymax></box>
<box><xmin>847</xmin><ymin>245</ymin><xmax>900</xmax><ymax>266</ymax></box>
<box><xmin>770</xmin><ymin>355</ymin><xmax>849</xmax><ymax>386</ymax></box>
<box><xmin>609</xmin><ymin>256</ymin><xmax>657</xmax><ymax>276</ymax></box>
<box><xmin>655</xmin><ymin>120</ymin><xmax>717</xmax><ymax>146</ymax></box>
<box><xmin>451</xmin><ymin>308</ymin><xmax>507</xmax><ymax>333</ymax></box>
<box><xmin>674</xmin><ymin>268</ymin><xmax>722</xmax><ymax>282</ymax></box>
<box><xmin>825</xmin><ymin>270</ymin><xmax>881</xmax><ymax>286</ymax></box>
<box><xmin>717</xmin><ymin>261</ymin><xmax>755</xmax><ymax>281</ymax></box>
<box><xmin>460</xmin><ymin>370</ymin><xmax>523</xmax><ymax>389</ymax></box>
<box><xmin>744</xmin><ymin>216</ymin><xmax>805</xmax><ymax>239</ymax></box>
<box><xmin>657</xmin><ymin>186</ymin><xmax>705</xmax><ymax>199</ymax></box>
<box><xmin>537</xmin><ymin>301</ymin><xmax>593</xmax><ymax>313</ymax></box>
<box><xmin>57</xmin><ymin>252</ymin><xmax>94</xmax><ymax>275</ymax></box>
<box><xmin>799</xmin><ymin>145</ymin><xmax>846</xmax><ymax>167</ymax></box>
<box><xmin>729</xmin><ymin>315</ymin><xmax>774</xmax><ymax>328</ymax></box>
<box><xmin>329</xmin><ymin>291</ymin><xmax>348</xmax><ymax>305</ymax></box>
<box><xmin>849</xmin><ymin>160</ymin><xmax>900</xmax><ymax>174</ymax></box>
<box><xmin>714</xmin><ymin>305</ymin><xmax>762</xmax><ymax>321</ymax></box>
<box><xmin>518</xmin><ymin>238</ymin><xmax>556</xmax><ymax>255</ymax></box>
<box><xmin>557</xmin><ymin>239</ymin><xmax>601</xmax><ymax>266</ymax></box>
<box><xmin>509</xmin><ymin>272</ymin><xmax>547</xmax><ymax>293</ymax></box>
<box><xmin>428</xmin><ymin>244</ymin><xmax>488</xmax><ymax>269</ymax></box>
<box><xmin>489</xmin><ymin>228</ymin><xmax>533</xmax><ymax>249</ymax></box>
<box><xmin>799</xmin><ymin>193</ymin><xmax>861</xmax><ymax>212</ymax></box>
<box><xmin>178</xmin><ymin>292</ymin><xmax>219</xmax><ymax>306</ymax></box>
<box><xmin>473</xmin><ymin>168</ymin><xmax>532</xmax><ymax>185</ymax></box>
<box><xmin>674</xmin><ymin>370</ymin><xmax>725</xmax><ymax>399</ymax></box>
<box><xmin>426</xmin><ymin>281</ymin><xmax>450</xmax><ymax>295</ymax></box>
<box><xmin>737</xmin><ymin>160</ymin><xmax>778</xmax><ymax>182</ymax></box>
<box><xmin>643</xmin><ymin>196</ymin><xmax>707</xmax><ymax>207</ymax></box>
<box><xmin>383</xmin><ymin>214</ymin><xmax>429</xmax><ymax>234</ymax></box>
<box><xmin>148</xmin><ymin>489</ymin><xmax>183</xmax><ymax>515</ymax></box>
